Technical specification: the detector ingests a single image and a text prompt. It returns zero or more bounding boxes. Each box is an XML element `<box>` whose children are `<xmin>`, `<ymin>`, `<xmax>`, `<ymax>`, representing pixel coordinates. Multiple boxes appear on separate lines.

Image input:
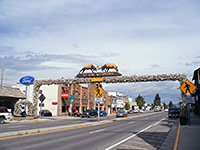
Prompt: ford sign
<box><xmin>19</xmin><ymin>76</ymin><xmax>35</xmax><ymax>85</ymax></box>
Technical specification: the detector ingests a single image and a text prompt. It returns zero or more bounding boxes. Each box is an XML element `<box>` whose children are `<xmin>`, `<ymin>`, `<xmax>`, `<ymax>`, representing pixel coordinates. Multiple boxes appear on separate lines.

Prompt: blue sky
<box><xmin>0</xmin><ymin>0</ymin><xmax>200</xmax><ymax>104</ymax></box>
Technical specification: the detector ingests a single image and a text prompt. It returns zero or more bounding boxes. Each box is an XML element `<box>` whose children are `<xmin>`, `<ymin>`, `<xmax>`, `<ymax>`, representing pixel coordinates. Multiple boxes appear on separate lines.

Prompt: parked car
<box><xmin>82</xmin><ymin>109</ymin><xmax>98</xmax><ymax>118</ymax></box>
<box><xmin>138</xmin><ymin>109</ymin><xmax>144</xmax><ymax>113</ymax></box>
<box><xmin>164</xmin><ymin>109</ymin><xmax>169</xmax><ymax>112</ymax></box>
<box><xmin>168</xmin><ymin>108</ymin><xmax>180</xmax><ymax>118</ymax></box>
<box><xmin>0</xmin><ymin>107</ymin><xmax>11</xmax><ymax>124</ymax></box>
<box><xmin>128</xmin><ymin>110</ymin><xmax>135</xmax><ymax>114</ymax></box>
<box><xmin>40</xmin><ymin>110</ymin><xmax>52</xmax><ymax>116</ymax></box>
<box><xmin>116</xmin><ymin>110</ymin><xmax>128</xmax><ymax>117</ymax></box>
<box><xmin>99</xmin><ymin>110</ymin><xmax>107</xmax><ymax>117</ymax></box>
<box><xmin>73</xmin><ymin>111</ymin><xmax>82</xmax><ymax>117</ymax></box>
<box><xmin>154</xmin><ymin>106</ymin><xmax>161</xmax><ymax>112</ymax></box>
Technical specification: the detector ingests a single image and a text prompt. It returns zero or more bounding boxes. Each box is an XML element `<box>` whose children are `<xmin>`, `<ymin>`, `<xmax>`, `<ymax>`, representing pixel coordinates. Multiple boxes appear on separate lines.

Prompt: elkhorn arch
<box><xmin>31</xmin><ymin>73</ymin><xmax>186</xmax><ymax>117</ymax></box>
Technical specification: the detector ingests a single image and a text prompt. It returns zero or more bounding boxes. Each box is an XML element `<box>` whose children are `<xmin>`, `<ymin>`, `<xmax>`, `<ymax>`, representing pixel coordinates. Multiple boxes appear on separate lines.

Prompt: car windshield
<box><xmin>118</xmin><ymin>110</ymin><xmax>125</xmax><ymax>113</ymax></box>
<box><xmin>43</xmin><ymin>110</ymin><xmax>50</xmax><ymax>113</ymax></box>
<box><xmin>174</xmin><ymin>108</ymin><xmax>179</xmax><ymax>112</ymax></box>
<box><xmin>169</xmin><ymin>108</ymin><xmax>175</xmax><ymax>112</ymax></box>
<box><xmin>0</xmin><ymin>108</ymin><xmax>8</xmax><ymax>112</ymax></box>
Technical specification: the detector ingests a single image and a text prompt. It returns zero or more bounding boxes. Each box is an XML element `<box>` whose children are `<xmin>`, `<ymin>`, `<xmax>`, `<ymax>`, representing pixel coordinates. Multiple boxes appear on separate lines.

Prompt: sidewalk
<box><xmin>178</xmin><ymin>112</ymin><xmax>200</xmax><ymax>150</ymax></box>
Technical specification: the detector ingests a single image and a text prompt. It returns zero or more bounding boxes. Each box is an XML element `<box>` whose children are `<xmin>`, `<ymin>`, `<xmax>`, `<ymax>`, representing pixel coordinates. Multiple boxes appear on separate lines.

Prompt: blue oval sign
<box><xmin>19</xmin><ymin>76</ymin><xmax>35</xmax><ymax>85</ymax></box>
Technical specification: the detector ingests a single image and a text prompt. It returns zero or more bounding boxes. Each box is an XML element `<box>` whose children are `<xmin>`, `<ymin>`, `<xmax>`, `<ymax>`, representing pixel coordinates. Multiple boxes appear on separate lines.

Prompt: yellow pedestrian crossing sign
<box><xmin>179</xmin><ymin>79</ymin><xmax>196</xmax><ymax>96</ymax></box>
<box><xmin>93</xmin><ymin>85</ymin><xmax>104</xmax><ymax>97</ymax></box>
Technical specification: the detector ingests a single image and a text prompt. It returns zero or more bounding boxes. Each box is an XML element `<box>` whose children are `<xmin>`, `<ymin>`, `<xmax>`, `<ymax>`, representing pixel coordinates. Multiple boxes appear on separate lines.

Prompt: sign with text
<box><xmin>19</xmin><ymin>76</ymin><xmax>35</xmax><ymax>85</ymax></box>
<box><xmin>182</xmin><ymin>96</ymin><xmax>195</xmax><ymax>104</ymax></box>
<box><xmin>76</xmin><ymin>72</ymin><xmax>122</xmax><ymax>78</ymax></box>
<box><xmin>95</xmin><ymin>97</ymin><xmax>103</xmax><ymax>103</ymax></box>
<box><xmin>61</xmin><ymin>92</ymin><xmax>69</xmax><ymax>98</ymax></box>
<box><xmin>91</xmin><ymin>78</ymin><xmax>104</xmax><ymax>82</ymax></box>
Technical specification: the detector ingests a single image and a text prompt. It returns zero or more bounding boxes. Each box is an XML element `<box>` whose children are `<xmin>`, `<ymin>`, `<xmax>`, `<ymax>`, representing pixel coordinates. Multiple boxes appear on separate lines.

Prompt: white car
<box><xmin>138</xmin><ymin>109</ymin><xmax>143</xmax><ymax>113</ymax></box>
<box><xmin>133</xmin><ymin>109</ymin><xmax>138</xmax><ymax>113</ymax></box>
<box><xmin>164</xmin><ymin>109</ymin><xmax>169</xmax><ymax>112</ymax></box>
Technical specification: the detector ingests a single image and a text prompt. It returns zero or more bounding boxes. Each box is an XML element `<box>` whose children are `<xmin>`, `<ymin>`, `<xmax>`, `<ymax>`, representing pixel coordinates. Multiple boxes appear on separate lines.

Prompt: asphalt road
<box><xmin>0</xmin><ymin>112</ymin><xmax>168</xmax><ymax>150</ymax></box>
<box><xmin>0</xmin><ymin>111</ymin><xmax>154</xmax><ymax>133</ymax></box>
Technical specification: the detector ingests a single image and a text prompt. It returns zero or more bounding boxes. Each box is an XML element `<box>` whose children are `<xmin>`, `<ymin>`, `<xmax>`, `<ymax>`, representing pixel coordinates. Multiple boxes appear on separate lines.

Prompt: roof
<box><xmin>192</xmin><ymin>68</ymin><xmax>200</xmax><ymax>80</ymax></box>
<box><xmin>0</xmin><ymin>87</ymin><xmax>26</xmax><ymax>99</ymax></box>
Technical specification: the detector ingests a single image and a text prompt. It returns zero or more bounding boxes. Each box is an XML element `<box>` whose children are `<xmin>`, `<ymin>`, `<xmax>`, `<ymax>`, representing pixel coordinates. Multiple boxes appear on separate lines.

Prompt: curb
<box><xmin>5</xmin><ymin>118</ymin><xmax>48</xmax><ymax>123</ymax></box>
<box><xmin>173</xmin><ymin>122</ymin><xmax>181</xmax><ymax>150</ymax></box>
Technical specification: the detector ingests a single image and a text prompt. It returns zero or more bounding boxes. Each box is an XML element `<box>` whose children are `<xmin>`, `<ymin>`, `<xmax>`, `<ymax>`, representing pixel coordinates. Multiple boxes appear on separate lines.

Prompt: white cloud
<box><xmin>0</xmin><ymin>0</ymin><xmax>200</xmax><ymax>103</ymax></box>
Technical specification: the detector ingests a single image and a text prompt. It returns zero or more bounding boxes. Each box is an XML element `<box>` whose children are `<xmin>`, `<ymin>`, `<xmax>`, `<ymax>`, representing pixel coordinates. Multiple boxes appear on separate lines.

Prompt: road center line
<box><xmin>128</xmin><ymin>121</ymin><xmax>135</xmax><ymax>124</ymax></box>
<box><xmin>89</xmin><ymin>129</ymin><xmax>105</xmax><ymax>134</ymax></box>
<box><xmin>105</xmin><ymin>117</ymin><xmax>165</xmax><ymax>150</ymax></box>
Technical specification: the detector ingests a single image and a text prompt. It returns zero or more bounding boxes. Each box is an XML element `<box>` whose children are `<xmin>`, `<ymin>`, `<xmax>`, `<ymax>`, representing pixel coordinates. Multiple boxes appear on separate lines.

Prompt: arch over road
<box><xmin>28</xmin><ymin>73</ymin><xmax>186</xmax><ymax>117</ymax></box>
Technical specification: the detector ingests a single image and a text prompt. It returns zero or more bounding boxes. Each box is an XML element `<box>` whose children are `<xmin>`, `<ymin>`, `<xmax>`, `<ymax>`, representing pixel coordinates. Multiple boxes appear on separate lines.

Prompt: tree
<box><xmin>135</xmin><ymin>95</ymin><xmax>145</xmax><ymax>109</ymax></box>
<box><xmin>124</xmin><ymin>102</ymin><xmax>130</xmax><ymax>110</ymax></box>
<box><xmin>154</xmin><ymin>93</ymin><xmax>161</xmax><ymax>106</ymax></box>
<box><xmin>169</xmin><ymin>101</ymin><xmax>173</xmax><ymax>108</ymax></box>
<box><xmin>163</xmin><ymin>102</ymin><xmax>167</xmax><ymax>109</ymax></box>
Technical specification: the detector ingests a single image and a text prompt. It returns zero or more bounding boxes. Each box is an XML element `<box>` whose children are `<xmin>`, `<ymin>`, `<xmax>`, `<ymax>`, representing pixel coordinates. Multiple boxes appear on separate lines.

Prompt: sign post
<box><xmin>39</xmin><ymin>93</ymin><xmax>46</xmax><ymax>117</ymax></box>
<box><xmin>19</xmin><ymin>76</ymin><xmax>35</xmax><ymax>116</ymax></box>
<box><xmin>179</xmin><ymin>79</ymin><xmax>196</xmax><ymax>125</ymax></box>
<box><xmin>98</xmin><ymin>101</ymin><xmax>100</xmax><ymax>122</ymax></box>
<box><xmin>93</xmin><ymin>83</ymin><xmax>104</xmax><ymax>122</ymax></box>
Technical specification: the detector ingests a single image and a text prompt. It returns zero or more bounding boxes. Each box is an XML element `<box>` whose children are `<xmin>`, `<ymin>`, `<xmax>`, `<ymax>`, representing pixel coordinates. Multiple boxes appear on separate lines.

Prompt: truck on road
<box><xmin>0</xmin><ymin>107</ymin><xmax>11</xmax><ymax>124</ymax></box>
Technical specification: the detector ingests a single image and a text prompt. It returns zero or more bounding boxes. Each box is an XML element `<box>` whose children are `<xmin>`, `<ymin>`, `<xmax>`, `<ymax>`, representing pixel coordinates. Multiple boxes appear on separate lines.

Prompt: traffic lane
<box><xmin>0</xmin><ymin>111</ymin><xmax>161</xmax><ymax>134</ymax></box>
<box><xmin>0</xmin><ymin>119</ymin><xmax>86</xmax><ymax>133</ymax></box>
<box><xmin>0</xmin><ymin>111</ymin><xmax>162</xmax><ymax>134</ymax></box>
<box><xmin>0</xmin><ymin>115</ymin><xmax>108</xmax><ymax>133</ymax></box>
<box><xmin>0</xmin><ymin>112</ymin><xmax>167</xmax><ymax>150</ymax></box>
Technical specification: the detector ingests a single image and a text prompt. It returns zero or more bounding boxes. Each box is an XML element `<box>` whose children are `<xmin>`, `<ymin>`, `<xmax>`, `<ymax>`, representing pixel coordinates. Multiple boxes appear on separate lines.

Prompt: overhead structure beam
<box><xmin>29</xmin><ymin>73</ymin><xmax>186</xmax><ymax>117</ymax></box>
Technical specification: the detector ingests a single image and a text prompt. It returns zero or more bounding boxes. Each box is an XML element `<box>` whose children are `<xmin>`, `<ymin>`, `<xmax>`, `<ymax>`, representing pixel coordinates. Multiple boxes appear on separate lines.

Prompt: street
<box><xmin>0</xmin><ymin>111</ymin><xmax>154</xmax><ymax>133</ymax></box>
<box><xmin>0</xmin><ymin>111</ymin><xmax>177</xmax><ymax>150</ymax></box>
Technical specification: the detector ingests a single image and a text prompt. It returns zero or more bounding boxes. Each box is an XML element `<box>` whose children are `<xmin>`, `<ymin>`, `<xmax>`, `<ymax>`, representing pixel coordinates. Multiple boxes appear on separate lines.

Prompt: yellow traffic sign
<box><xmin>93</xmin><ymin>86</ymin><xmax>104</xmax><ymax>97</ymax></box>
<box><xmin>91</xmin><ymin>78</ymin><xmax>104</xmax><ymax>82</ymax></box>
<box><xmin>179</xmin><ymin>79</ymin><xmax>196</xmax><ymax>96</ymax></box>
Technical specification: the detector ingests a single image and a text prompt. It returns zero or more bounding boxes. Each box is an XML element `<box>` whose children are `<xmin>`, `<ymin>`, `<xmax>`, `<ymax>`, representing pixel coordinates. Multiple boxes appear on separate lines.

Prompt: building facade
<box><xmin>192</xmin><ymin>68</ymin><xmax>200</xmax><ymax>115</ymax></box>
<box><xmin>14</xmin><ymin>83</ymin><xmax>111</xmax><ymax>116</ymax></box>
<box><xmin>0</xmin><ymin>87</ymin><xmax>26</xmax><ymax>112</ymax></box>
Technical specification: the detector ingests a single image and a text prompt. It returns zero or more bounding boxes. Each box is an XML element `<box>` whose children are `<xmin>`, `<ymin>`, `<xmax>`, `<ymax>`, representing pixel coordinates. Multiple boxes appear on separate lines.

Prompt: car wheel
<box><xmin>74</xmin><ymin>114</ymin><xmax>77</xmax><ymax>117</ymax></box>
<box><xmin>0</xmin><ymin>118</ymin><xmax>4</xmax><ymax>124</ymax></box>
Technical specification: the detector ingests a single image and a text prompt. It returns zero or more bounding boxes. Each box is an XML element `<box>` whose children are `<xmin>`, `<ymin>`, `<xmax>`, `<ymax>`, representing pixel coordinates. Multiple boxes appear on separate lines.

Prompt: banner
<box><xmin>70</xmin><ymin>94</ymin><xmax>74</xmax><ymax>104</ymax></box>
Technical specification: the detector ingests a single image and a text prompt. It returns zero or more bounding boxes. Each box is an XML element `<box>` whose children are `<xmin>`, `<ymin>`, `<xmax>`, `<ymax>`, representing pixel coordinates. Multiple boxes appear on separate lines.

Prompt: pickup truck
<box><xmin>0</xmin><ymin>107</ymin><xmax>11</xmax><ymax>124</ymax></box>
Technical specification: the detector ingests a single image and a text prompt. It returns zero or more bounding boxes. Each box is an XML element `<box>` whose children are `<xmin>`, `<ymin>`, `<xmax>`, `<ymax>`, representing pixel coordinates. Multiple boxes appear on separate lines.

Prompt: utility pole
<box><xmin>1</xmin><ymin>67</ymin><xmax>4</xmax><ymax>87</ymax></box>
